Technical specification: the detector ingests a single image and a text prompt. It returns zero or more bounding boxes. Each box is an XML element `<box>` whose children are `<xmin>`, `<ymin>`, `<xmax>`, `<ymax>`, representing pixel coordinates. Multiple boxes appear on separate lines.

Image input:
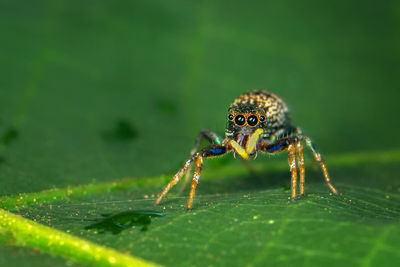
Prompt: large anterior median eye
<box><xmin>235</xmin><ymin>115</ymin><xmax>246</xmax><ymax>126</ymax></box>
<box><xmin>247</xmin><ymin>115</ymin><xmax>258</xmax><ymax>126</ymax></box>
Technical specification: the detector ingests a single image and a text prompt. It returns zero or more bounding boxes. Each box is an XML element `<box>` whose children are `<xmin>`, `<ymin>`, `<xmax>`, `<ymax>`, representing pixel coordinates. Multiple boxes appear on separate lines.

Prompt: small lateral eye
<box><xmin>228</xmin><ymin>114</ymin><xmax>234</xmax><ymax>121</ymax></box>
<box><xmin>247</xmin><ymin>115</ymin><xmax>258</xmax><ymax>126</ymax></box>
<box><xmin>235</xmin><ymin>115</ymin><xmax>246</xmax><ymax>126</ymax></box>
<box><xmin>260</xmin><ymin>115</ymin><xmax>265</xmax><ymax>122</ymax></box>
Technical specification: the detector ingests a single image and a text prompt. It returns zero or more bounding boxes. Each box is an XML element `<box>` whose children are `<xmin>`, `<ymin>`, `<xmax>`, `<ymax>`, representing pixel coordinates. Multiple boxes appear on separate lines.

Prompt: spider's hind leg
<box><xmin>180</xmin><ymin>130</ymin><xmax>222</xmax><ymax>191</ymax></box>
<box><xmin>302</xmin><ymin>136</ymin><xmax>338</xmax><ymax>195</ymax></box>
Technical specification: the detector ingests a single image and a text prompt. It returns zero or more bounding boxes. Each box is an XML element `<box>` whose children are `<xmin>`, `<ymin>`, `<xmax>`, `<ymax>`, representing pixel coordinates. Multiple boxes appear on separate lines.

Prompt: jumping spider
<box><xmin>155</xmin><ymin>90</ymin><xmax>338</xmax><ymax>210</ymax></box>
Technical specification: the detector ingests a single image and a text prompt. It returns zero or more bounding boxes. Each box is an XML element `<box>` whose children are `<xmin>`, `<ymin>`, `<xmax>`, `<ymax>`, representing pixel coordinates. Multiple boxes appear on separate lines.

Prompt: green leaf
<box><xmin>1</xmin><ymin>151</ymin><xmax>399</xmax><ymax>266</ymax></box>
<box><xmin>0</xmin><ymin>0</ymin><xmax>399</xmax><ymax>266</ymax></box>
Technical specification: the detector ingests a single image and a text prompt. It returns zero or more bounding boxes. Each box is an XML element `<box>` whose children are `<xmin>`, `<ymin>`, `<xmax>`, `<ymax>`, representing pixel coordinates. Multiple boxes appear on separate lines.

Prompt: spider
<box><xmin>155</xmin><ymin>90</ymin><xmax>338</xmax><ymax>210</ymax></box>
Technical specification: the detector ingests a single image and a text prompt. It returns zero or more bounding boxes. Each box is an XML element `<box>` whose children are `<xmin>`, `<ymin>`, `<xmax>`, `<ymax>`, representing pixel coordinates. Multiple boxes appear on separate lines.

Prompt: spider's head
<box><xmin>225</xmin><ymin>104</ymin><xmax>266</xmax><ymax>140</ymax></box>
<box><xmin>225</xmin><ymin>90</ymin><xmax>291</xmax><ymax>143</ymax></box>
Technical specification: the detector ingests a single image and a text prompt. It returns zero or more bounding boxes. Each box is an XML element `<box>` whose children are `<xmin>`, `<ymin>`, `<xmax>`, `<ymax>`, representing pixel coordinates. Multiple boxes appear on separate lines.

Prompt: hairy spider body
<box><xmin>155</xmin><ymin>90</ymin><xmax>338</xmax><ymax>210</ymax></box>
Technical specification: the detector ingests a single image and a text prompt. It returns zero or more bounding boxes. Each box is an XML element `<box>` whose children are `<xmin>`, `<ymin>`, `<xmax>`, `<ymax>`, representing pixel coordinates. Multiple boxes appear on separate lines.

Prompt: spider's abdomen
<box><xmin>226</xmin><ymin>90</ymin><xmax>291</xmax><ymax>138</ymax></box>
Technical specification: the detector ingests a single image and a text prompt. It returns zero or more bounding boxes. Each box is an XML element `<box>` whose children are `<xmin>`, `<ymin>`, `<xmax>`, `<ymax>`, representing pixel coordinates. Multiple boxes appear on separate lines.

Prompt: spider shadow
<box><xmin>172</xmin><ymin>165</ymin><xmax>327</xmax><ymax>199</ymax></box>
<box><xmin>198</xmin><ymin>170</ymin><xmax>292</xmax><ymax>196</ymax></box>
<box><xmin>158</xmin><ymin>170</ymin><xmax>292</xmax><ymax>207</ymax></box>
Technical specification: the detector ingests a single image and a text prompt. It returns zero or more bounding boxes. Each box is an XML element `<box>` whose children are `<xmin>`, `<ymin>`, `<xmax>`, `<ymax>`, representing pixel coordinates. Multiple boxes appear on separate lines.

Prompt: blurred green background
<box><xmin>1</xmin><ymin>1</ymin><xmax>400</xmax><ymax>266</ymax></box>
<box><xmin>1</xmin><ymin>0</ymin><xmax>399</xmax><ymax>196</ymax></box>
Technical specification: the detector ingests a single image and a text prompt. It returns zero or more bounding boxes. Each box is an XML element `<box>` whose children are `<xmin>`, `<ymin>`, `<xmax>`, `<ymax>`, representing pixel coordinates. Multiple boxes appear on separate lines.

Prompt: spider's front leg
<box><xmin>295</xmin><ymin>139</ymin><xmax>305</xmax><ymax>196</ymax></box>
<box><xmin>259</xmin><ymin>137</ymin><xmax>299</xmax><ymax>199</ymax></box>
<box><xmin>155</xmin><ymin>144</ymin><xmax>230</xmax><ymax>210</ymax></box>
<box><xmin>260</xmin><ymin>133</ymin><xmax>338</xmax><ymax>200</ymax></box>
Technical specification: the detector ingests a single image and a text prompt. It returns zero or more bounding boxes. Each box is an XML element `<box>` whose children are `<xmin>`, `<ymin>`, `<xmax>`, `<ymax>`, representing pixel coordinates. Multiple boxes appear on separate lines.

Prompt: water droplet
<box><xmin>84</xmin><ymin>210</ymin><xmax>165</xmax><ymax>234</ymax></box>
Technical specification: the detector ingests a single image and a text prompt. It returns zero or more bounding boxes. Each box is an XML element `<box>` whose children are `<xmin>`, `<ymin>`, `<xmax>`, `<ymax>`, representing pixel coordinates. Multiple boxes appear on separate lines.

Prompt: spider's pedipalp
<box><xmin>230</xmin><ymin>139</ymin><xmax>249</xmax><ymax>160</ymax></box>
<box><xmin>246</xmin><ymin>128</ymin><xmax>263</xmax><ymax>154</ymax></box>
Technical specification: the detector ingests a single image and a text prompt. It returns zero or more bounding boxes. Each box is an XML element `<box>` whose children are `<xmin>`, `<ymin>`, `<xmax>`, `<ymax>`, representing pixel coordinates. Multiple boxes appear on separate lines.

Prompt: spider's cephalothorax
<box><xmin>225</xmin><ymin>91</ymin><xmax>293</xmax><ymax>156</ymax></box>
<box><xmin>155</xmin><ymin>90</ymin><xmax>338</xmax><ymax>210</ymax></box>
<box><xmin>226</xmin><ymin>90</ymin><xmax>290</xmax><ymax>138</ymax></box>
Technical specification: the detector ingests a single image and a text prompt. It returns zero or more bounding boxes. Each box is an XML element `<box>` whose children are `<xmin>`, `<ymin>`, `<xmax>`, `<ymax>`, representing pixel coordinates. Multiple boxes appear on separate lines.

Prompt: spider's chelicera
<box><xmin>155</xmin><ymin>90</ymin><xmax>338</xmax><ymax>210</ymax></box>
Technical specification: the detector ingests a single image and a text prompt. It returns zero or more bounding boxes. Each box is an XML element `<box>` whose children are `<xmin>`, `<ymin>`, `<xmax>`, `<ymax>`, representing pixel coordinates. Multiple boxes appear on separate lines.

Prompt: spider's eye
<box><xmin>228</xmin><ymin>114</ymin><xmax>234</xmax><ymax>121</ymax></box>
<box><xmin>247</xmin><ymin>115</ymin><xmax>258</xmax><ymax>126</ymax></box>
<box><xmin>260</xmin><ymin>116</ymin><xmax>265</xmax><ymax>122</ymax></box>
<box><xmin>235</xmin><ymin>115</ymin><xmax>246</xmax><ymax>126</ymax></box>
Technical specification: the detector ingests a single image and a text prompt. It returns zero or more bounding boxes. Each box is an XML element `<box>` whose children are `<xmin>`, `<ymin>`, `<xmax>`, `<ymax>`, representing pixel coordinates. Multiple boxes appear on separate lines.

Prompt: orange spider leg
<box><xmin>303</xmin><ymin>136</ymin><xmax>338</xmax><ymax>195</ymax></box>
<box><xmin>180</xmin><ymin>130</ymin><xmax>223</xmax><ymax>192</ymax></box>
<box><xmin>296</xmin><ymin>140</ymin><xmax>305</xmax><ymax>196</ymax></box>
<box><xmin>187</xmin><ymin>156</ymin><xmax>203</xmax><ymax>210</ymax></box>
<box><xmin>288</xmin><ymin>143</ymin><xmax>298</xmax><ymax>200</ymax></box>
<box><xmin>156</xmin><ymin>144</ymin><xmax>229</xmax><ymax>209</ymax></box>
<box><xmin>187</xmin><ymin>144</ymin><xmax>229</xmax><ymax>209</ymax></box>
<box><xmin>155</xmin><ymin>155</ymin><xmax>196</xmax><ymax>205</ymax></box>
<box><xmin>179</xmin><ymin>163</ymin><xmax>193</xmax><ymax>192</ymax></box>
